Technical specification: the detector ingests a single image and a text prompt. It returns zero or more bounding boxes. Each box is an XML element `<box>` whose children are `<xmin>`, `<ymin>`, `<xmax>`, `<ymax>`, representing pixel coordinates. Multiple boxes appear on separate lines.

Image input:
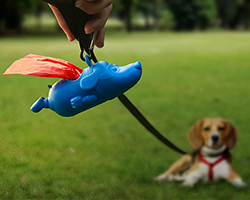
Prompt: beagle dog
<box><xmin>155</xmin><ymin>118</ymin><xmax>246</xmax><ymax>188</ymax></box>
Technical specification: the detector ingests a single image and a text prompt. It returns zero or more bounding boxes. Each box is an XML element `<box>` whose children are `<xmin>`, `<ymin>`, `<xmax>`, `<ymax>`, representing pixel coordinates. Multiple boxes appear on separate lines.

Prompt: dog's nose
<box><xmin>211</xmin><ymin>135</ymin><xmax>219</xmax><ymax>143</ymax></box>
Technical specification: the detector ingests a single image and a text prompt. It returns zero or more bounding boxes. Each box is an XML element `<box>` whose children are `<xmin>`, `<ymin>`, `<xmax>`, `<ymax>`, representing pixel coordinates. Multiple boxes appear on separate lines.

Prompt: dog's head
<box><xmin>187</xmin><ymin>118</ymin><xmax>237</xmax><ymax>150</ymax></box>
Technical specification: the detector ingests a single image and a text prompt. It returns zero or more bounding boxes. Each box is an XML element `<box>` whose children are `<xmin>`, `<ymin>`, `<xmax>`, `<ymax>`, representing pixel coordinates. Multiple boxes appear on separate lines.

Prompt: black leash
<box><xmin>118</xmin><ymin>95</ymin><xmax>186</xmax><ymax>154</ymax></box>
<box><xmin>44</xmin><ymin>0</ymin><xmax>186</xmax><ymax>155</ymax></box>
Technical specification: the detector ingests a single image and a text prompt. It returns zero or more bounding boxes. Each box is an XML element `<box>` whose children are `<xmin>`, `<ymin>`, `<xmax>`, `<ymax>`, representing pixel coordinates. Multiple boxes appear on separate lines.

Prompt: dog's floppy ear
<box><xmin>225</xmin><ymin>120</ymin><xmax>238</xmax><ymax>149</ymax></box>
<box><xmin>188</xmin><ymin>120</ymin><xmax>204</xmax><ymax>150</ymax></box>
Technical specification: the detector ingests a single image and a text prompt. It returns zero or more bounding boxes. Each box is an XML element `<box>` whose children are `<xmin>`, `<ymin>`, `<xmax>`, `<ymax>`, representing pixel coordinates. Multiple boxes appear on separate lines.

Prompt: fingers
<box><xmin>49</xmin><ymin>1</ymin><xmax>113</xmax><ymax>48</ymax></box>
<box><xmin>84</xmin><ymin>4</ymin><xmax>112</xmax><ymax>34</ymax></box>
<box><xmin>84</xmin><ymin>3</ymin><xmax>112</xmax><ymax>48</ymax></box>
<box><xmin>48</xmin><ymin>4</ymin><xmax>75</xmax><ymax>41</ymax></box>
<box><xmin>75</xmin><ymin>0</ymin><xmax>113</xmax><ymax>15</ymax></box>
<box><xmin>95</xmin><ymin>27</ymin><xmax>105</xmax><ymax>48</ymax></box>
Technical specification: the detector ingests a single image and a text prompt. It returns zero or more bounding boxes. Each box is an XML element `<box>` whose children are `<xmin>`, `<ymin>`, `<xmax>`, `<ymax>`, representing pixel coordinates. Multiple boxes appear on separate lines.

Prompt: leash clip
<box><xmin>80</xmin><ymin>32</ymin><xmax>98</xmax><ymax>63</ymax></box>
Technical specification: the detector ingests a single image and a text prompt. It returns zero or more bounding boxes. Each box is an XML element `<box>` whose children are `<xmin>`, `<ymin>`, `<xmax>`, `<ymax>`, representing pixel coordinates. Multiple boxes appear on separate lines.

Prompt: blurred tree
<box><xmin>115</xmin><ymin>0</ymin><xmax>171</xmax><ymax>30</ymax></box>
<box><xmin>133</xmin><ymin>0</ymin><xmax>161</xmax><ymax>29</ymax></box>
<box><xmin>33</xmin><ymin>1</ymin><xmax>49</xmax><ymax>32</ymax></box>
<box><xmin>241</xmin><ymin>0</ymin><xmax>250</xmax><ymax>29</ymax></box>
<box><xmin>215</xmin><ymin>0</ymin><xmax>241</xmax><ymax>29</ymax></box>
<box><xmin>0</xmin><ymin>0</ymin><xmax>7</xmax><ymax>34</ymax></box>
<box><xmin>113</xmin><ymin>0</ymin><xmax>133</xmax><ymax>32</ymax></box>
<box><xmin>157</xmin><ymin>9</ymin><xmax>176</xmax><ymax>30</ymax></box>
<box><xmin>216</xmin><ymin>0</ymin><xmax>250</xmax><ymax>29</ymax></box>
<box><xmin>0</xmin><ymin>0</ymin><xmax>33</xmax><ymax>35</ymax></box>
<box><xmin>166</xmin><ymin>0</ymin><xmax>217</xmax><ymax>30</ymax></box>
<box><xmin>152</xmin><ymin>0</ymin><xmax>161</xmax><ymax>29</ymax></box>
<box><xmin>134</xmin><ymin>0</ymin><xmax>152</xmax><ymax>29</ymax></box>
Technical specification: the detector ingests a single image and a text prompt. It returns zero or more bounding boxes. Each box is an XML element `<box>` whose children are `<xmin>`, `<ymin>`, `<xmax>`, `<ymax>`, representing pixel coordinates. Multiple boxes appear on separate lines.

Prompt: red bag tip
<box><xmin>3</xmin><ymin>54</ymin><xmax>83</xmax><ymax>80</ymax></box>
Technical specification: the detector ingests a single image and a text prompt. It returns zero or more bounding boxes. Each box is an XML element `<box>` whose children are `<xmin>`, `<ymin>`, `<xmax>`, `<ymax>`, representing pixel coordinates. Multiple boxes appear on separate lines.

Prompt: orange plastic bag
<box><xmin>4</xmin><ymin>54</ymin><xmax>83</xmax><ymax>80</ymax></box>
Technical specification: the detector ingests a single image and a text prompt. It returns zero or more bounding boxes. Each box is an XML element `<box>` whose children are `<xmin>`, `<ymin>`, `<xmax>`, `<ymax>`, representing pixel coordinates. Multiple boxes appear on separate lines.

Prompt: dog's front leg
<box><xmin>183</xmin><ymin>170</ymin><xmax>202</xmax><ymax>187</ymax></box>
<box><xmin>228</xmin><ymin>165</ymin><xmax>247</xmax><ymax>188</ymax></box>
<box><xmin>182</xmin><ymin>159</ymin><xmax>204</xmax><ymax>187</ymax></box>
<box><xmin>155</xmin><ymin>154</ymin><xmax>192</xmax><ymax>182</ymax></box>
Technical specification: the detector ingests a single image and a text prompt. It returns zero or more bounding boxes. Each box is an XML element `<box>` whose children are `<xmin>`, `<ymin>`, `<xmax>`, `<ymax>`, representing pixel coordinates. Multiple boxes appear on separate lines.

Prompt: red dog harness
<box><xmin>198</xmin><ymin>153</ymin><xmax>226</xmax><ymax>181</ymax></box>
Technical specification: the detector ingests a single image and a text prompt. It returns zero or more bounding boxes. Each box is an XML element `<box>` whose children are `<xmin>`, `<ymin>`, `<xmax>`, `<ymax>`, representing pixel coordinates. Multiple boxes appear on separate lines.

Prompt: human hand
<box><xmin>49</xmin><ymin>0</ymin><xmax>113</xmax><ymax>48</ymax></box>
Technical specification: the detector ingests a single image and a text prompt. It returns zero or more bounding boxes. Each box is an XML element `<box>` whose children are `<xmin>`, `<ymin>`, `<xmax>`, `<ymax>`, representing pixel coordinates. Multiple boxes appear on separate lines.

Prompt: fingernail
<box><xmin>85</xmin><ymin>29</ymin><xmax>93</xmax><ymax>34</ymax></box>
<box><xmin>84</xmin><ymin>26</ymin><xmax>93</xmax><ymax>34</ymax></box>
<box><xmin>95</xmin><ymin>41</ymin><xmax>104</xmax><ymax>48</ymax></box>
<box><xmin>66</xmin><ymin>33</ymin><xmax>75</xmax><ymax>42</ymax></box>
<box><xmin>75</xmin><ymin>0</ymin><xmax>83</xmax><ymax>8</ymax></box>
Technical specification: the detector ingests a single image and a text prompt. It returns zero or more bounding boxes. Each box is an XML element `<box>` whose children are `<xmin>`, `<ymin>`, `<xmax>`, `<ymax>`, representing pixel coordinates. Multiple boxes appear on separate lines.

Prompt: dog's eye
<box><xmin>203</xmin><ymin>127</ymin><xmax>210</xmax><ymax>131</ymax></box>
<box><xmin>218</xmin><ymin>127</ymin><xmax>225</xmax><ymax>131</ymax></box>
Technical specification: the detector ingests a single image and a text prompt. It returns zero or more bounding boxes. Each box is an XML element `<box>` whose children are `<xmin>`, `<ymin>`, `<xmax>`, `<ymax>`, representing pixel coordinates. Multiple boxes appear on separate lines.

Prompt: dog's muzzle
<box><xmin>210</xmin><ymin>134</ymin><xmax>221</xmax><ymax>147</ymax></box>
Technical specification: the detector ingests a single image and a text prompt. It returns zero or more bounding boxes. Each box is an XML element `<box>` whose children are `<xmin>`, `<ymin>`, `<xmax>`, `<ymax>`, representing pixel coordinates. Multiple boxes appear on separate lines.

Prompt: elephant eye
<box><xmin>109</xmin><ymin>65</ymin><xmax>117</xmax><ymax>72</ymax></box>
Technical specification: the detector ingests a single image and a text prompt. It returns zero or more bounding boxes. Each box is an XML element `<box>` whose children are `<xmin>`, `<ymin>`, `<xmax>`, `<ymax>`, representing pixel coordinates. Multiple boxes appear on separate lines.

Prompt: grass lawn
<box><xmin>0</xmin><ymin>31</ymin><xmax>250</xmax><ymax>199</ymax></box>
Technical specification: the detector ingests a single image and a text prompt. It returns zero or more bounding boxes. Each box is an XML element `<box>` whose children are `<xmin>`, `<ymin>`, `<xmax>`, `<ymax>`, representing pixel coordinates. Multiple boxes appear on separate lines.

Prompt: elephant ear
<box><xmin>3</xmin><ymin>54</ymin><xmax>83</xmax><ymax>81</ymax></box>
<box><xmin>80</xmin><ymin>69</ymin><xmax>100</xmax><ymax>91</ymax></box>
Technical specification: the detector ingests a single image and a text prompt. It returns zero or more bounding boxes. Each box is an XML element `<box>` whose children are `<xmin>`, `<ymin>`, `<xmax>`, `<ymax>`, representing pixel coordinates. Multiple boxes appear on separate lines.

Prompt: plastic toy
<box><xmin>4</xmin><ymin>54</ymin><xmax>142</xmax><ymax>117</ymax></box>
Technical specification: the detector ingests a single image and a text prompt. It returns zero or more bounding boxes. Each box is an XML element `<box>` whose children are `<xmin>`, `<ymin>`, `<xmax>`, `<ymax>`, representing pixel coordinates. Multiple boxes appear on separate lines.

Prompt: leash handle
<box><xmin>44</xmin><ymin>0</ymin><xmax>94</xmax><ymax>59</ymax></box>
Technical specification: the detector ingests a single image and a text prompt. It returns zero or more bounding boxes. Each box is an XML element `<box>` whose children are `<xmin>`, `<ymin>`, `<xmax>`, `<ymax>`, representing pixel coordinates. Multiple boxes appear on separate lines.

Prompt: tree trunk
<box><xmin>4</xmin><ymin>2</ymin><xmax>23</xmax><ymax>35</ymax></box>
<box><xmin>36</xmin><ymin>4</ymin><xmax>44</xmax><ymax>32</ymax></box>
<box><xmin>144</xmin><ymin>12</ymin><xmax>150</xmax><ymax>29</ymax></box>
<box><xmin>0</xmin><ymin>0</ymin><xmax>7</xmax><ymax>35</ymax></box>
<box><xmin>152</xmin><ymin>0</ymin><xmax>160</xmax><ymax>29</ymax></box>
<box><xmin>123</xmin><ymin>1</ymin><xmax>132</xmax><ymax>32</ymax></box>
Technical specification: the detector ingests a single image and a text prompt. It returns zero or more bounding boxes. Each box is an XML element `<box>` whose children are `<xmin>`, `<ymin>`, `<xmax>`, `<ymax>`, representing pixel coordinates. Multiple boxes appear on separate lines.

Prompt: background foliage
<box><xmin>1</xmin><ymin>0</ymin><xmax>250</xmax><ymax>35</ymax></box>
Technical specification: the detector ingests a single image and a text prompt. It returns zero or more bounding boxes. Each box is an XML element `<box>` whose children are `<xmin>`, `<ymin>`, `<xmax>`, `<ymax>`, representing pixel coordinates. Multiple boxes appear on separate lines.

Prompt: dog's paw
<box><xmin>154</xmin><ymin>174</ymin><xmax>170</xmax><ymax>183</ymax></box>
<box><xmin>154</xmin><ymin>174</ymin><xmax>167</xmax><ymax>183</ymax></box>
<box><xmin>237</xmin><ymin>182</ymin><xmax>247</xmax><ymax>189</ymax></box>
<box><xmin>230</xmin><ymin>178</ymin><xmax>247</xmax><ymax>189</ymax></box>
<box><xmin>183</xmin><ymin>180</ymin><xmax>195</xmax><ymax>187</ymax></box>
<box><xmin>154</xmin><ymin>174</ymin><xmax>175</xmax><ymax>183</ymax></box>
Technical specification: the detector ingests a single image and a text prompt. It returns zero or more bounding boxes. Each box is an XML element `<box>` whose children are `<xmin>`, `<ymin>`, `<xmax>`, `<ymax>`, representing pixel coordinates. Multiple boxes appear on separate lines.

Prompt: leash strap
<box><xmin>118</xmin><ymin>94</ymin><xmax>186</xmax><ymax>154</ymax></box>
<box><xmin>43</xmin><ymin>0</ymin><xmax>186</xmax><ymax>154</ymax></box>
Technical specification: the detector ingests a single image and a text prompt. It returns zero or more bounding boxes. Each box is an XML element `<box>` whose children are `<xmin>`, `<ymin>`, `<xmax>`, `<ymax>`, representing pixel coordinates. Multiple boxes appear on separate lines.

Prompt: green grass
<box><xmin>0</xmin><ymin>31</ymin><xmax>250</xmax><ymax>199</ymax></box>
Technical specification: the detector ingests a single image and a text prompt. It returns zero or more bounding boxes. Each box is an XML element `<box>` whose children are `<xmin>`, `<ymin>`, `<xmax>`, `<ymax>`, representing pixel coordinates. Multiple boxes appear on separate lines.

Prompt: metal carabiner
<box><xmin>80</xmin><ymin>32</ymin><xmax>98</xmax><ymax>63</ymax></box>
